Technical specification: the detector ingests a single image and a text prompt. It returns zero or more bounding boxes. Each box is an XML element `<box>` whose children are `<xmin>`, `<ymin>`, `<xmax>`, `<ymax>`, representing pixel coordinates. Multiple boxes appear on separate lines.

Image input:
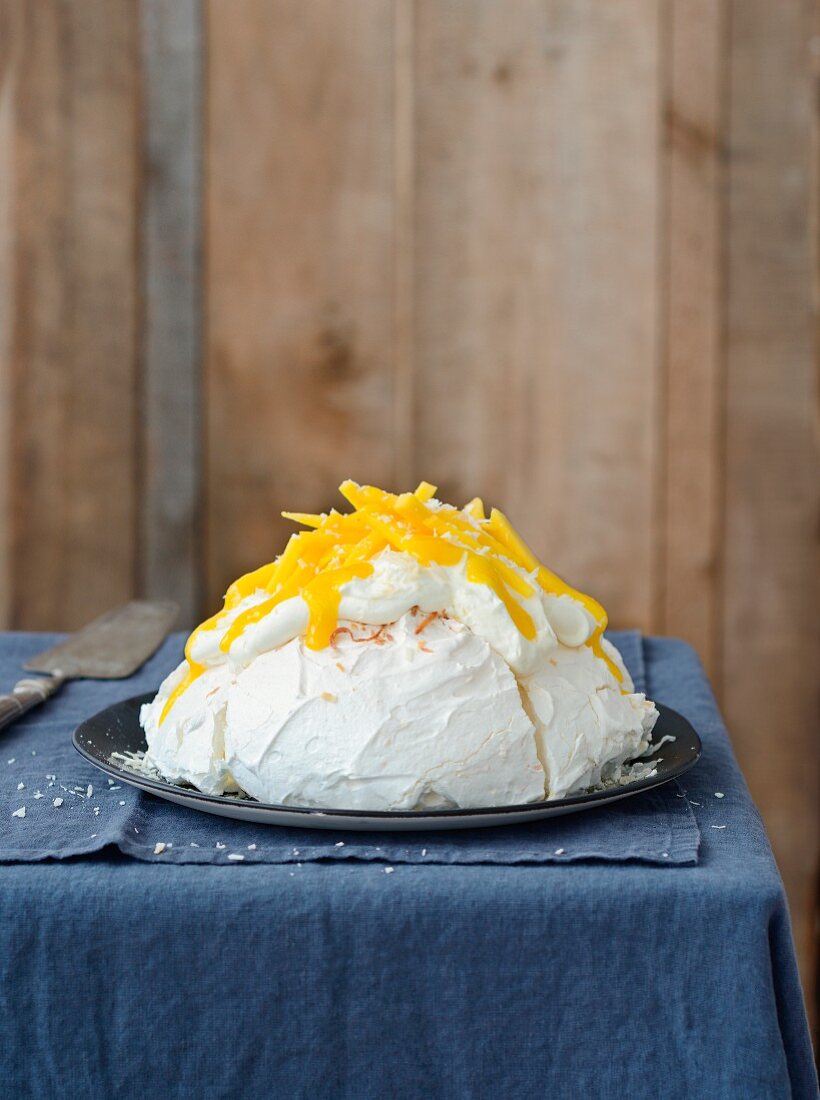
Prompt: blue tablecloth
<box><xmin>0</xmin><ymin>634</ymin><xmax>815</xmax><ymax>1098</ymax></box>
<box><xmin>0</xmin><ymin>631</ymin><xmax>699</xmax><ymax>866</ymax></box>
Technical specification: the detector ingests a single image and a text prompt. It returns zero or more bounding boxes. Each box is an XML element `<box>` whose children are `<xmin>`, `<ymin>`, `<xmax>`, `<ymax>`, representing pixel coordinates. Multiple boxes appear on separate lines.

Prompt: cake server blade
<box><xmin>23</xmin><ymin>600</ymin><xmax>179</xmax><ymax>679</ymax></box>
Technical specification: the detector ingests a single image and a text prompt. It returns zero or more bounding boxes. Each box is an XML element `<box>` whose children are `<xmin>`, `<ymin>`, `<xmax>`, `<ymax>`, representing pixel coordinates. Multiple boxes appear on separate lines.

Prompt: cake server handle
<box><xmin>0</xmin><ymin>674</ymin><xmax>64</xmax><ymax>732</ymax></box>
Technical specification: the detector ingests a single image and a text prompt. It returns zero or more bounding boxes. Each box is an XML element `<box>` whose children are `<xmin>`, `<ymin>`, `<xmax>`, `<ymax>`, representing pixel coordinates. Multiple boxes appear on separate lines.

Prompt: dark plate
<box><xmin>73</xmin><ymin>696</ymin><xmax>701</xmax><ymax>831</ymax></box>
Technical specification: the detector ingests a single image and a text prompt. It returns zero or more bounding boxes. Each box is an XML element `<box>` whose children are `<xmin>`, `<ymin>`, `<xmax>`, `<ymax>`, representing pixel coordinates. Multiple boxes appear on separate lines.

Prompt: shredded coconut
<box><xmin>581</xmin><ymin>757</ymin><xmax>661</xmax><ymax>791</ymax></box>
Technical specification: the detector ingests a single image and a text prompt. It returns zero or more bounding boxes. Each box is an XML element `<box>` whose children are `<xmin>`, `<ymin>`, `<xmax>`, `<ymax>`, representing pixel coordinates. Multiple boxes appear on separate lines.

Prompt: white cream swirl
<box><xmin>191</xmin><ymin>547</ymin><xmax>600</xmax><ymax>679</ymax></box>
<box><xmin>143</xmin><ymin>611</ymin><xmax>547</xmax><ymax>809</ymax></box>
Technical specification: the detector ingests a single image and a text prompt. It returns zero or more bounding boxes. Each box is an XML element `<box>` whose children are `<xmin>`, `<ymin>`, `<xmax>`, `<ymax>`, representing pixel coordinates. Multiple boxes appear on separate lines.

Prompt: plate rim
<box><xmin>72</xmin><ymin>695</ymin><xmax>702</xmax><ymax>821</ymax></box>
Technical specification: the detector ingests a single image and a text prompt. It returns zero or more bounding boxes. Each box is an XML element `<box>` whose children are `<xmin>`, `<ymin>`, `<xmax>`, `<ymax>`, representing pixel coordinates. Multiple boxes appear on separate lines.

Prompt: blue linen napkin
<box><xmin>0</xmin><ymin>630</ymin><xmax>699</xmax><ymax>865</ymax></box>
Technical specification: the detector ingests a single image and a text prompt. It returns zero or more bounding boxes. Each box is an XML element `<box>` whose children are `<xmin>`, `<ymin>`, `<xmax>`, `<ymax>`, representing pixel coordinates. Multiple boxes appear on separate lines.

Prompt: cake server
<box><xmin>0</xmin><ymin>600</ymin><xmax>178</xmax><ymax>731</ymax></box>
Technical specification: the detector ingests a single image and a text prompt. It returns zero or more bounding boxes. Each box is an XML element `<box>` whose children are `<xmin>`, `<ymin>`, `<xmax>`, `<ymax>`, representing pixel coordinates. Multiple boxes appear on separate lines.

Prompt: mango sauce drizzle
<box><xmin>160</xmin><ymin>480</ymin><xmax>620</xmax><ymax>724</ymax></box>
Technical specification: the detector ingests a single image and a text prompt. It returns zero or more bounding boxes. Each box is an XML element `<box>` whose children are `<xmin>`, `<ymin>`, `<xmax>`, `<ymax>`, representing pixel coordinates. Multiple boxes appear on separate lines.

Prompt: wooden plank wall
<box><xmin>661</xmin><ymin>0</ymin><xmax>725</xmax><ymax>674</ymax></box>
<box><xmin>140</xmin><ymin>0</ymin><xmax>202</xmax><ymax>624</ymax></box>
<box><xmin>721</xmin><ymin>0</ymin><xmax>818</xmax><ymax>1015</ymax></box>
<box><xmin>0</xmin><ymin>0</ymin><xmax>140</xmax><ymax>629</ymax></box>
<box><xmin>412</xmin><ymin>1</ymin><xmax>662</xmax><ymax>632</ymax></box>
<box><xmin>0</xmin><ymin>0</ymin><xmax>817</xmax><ymax>1016</ymax></box>
<box><xmin>206</xmin><ymin>0</ymin><xmax>399</xmax><ymax>608</ymax></box>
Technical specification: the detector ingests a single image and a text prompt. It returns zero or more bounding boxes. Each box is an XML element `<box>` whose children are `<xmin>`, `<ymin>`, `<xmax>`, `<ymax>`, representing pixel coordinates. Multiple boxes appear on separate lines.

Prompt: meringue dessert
<box><xmin>140</xmin><ymin>481</ymin><xmax>659</xmax><ymax>810</ymax></box>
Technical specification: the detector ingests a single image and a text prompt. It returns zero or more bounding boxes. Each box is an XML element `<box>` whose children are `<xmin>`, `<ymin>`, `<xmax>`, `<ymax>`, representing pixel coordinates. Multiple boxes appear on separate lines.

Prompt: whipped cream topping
<box><xmin>190</xmin><ymin>547</ymin><xmax>597</xmax><ymax>679</ymax></box>
<box><xmin>142</xmin><ymin>609</ymin><xmax>658</xmax><ymax>807</ymax></box>
<box><xmin>520</xmin><ymin>639</ymin><xmax>656</xmax><ymax>799</ymax></box>
<box><xmin>143</xmin><ymin>610</ymin><xmax>546</xmax><ymax>809</ymax></box>
<box><xmin>139</xmin><ymin>481</ymin><xmax>660</xmax><ymax>809</ymax></box>
<box><xmin>141</xmin><ymin>661</ymin><xmax>236</xmax><ymax>796</ymax></box>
